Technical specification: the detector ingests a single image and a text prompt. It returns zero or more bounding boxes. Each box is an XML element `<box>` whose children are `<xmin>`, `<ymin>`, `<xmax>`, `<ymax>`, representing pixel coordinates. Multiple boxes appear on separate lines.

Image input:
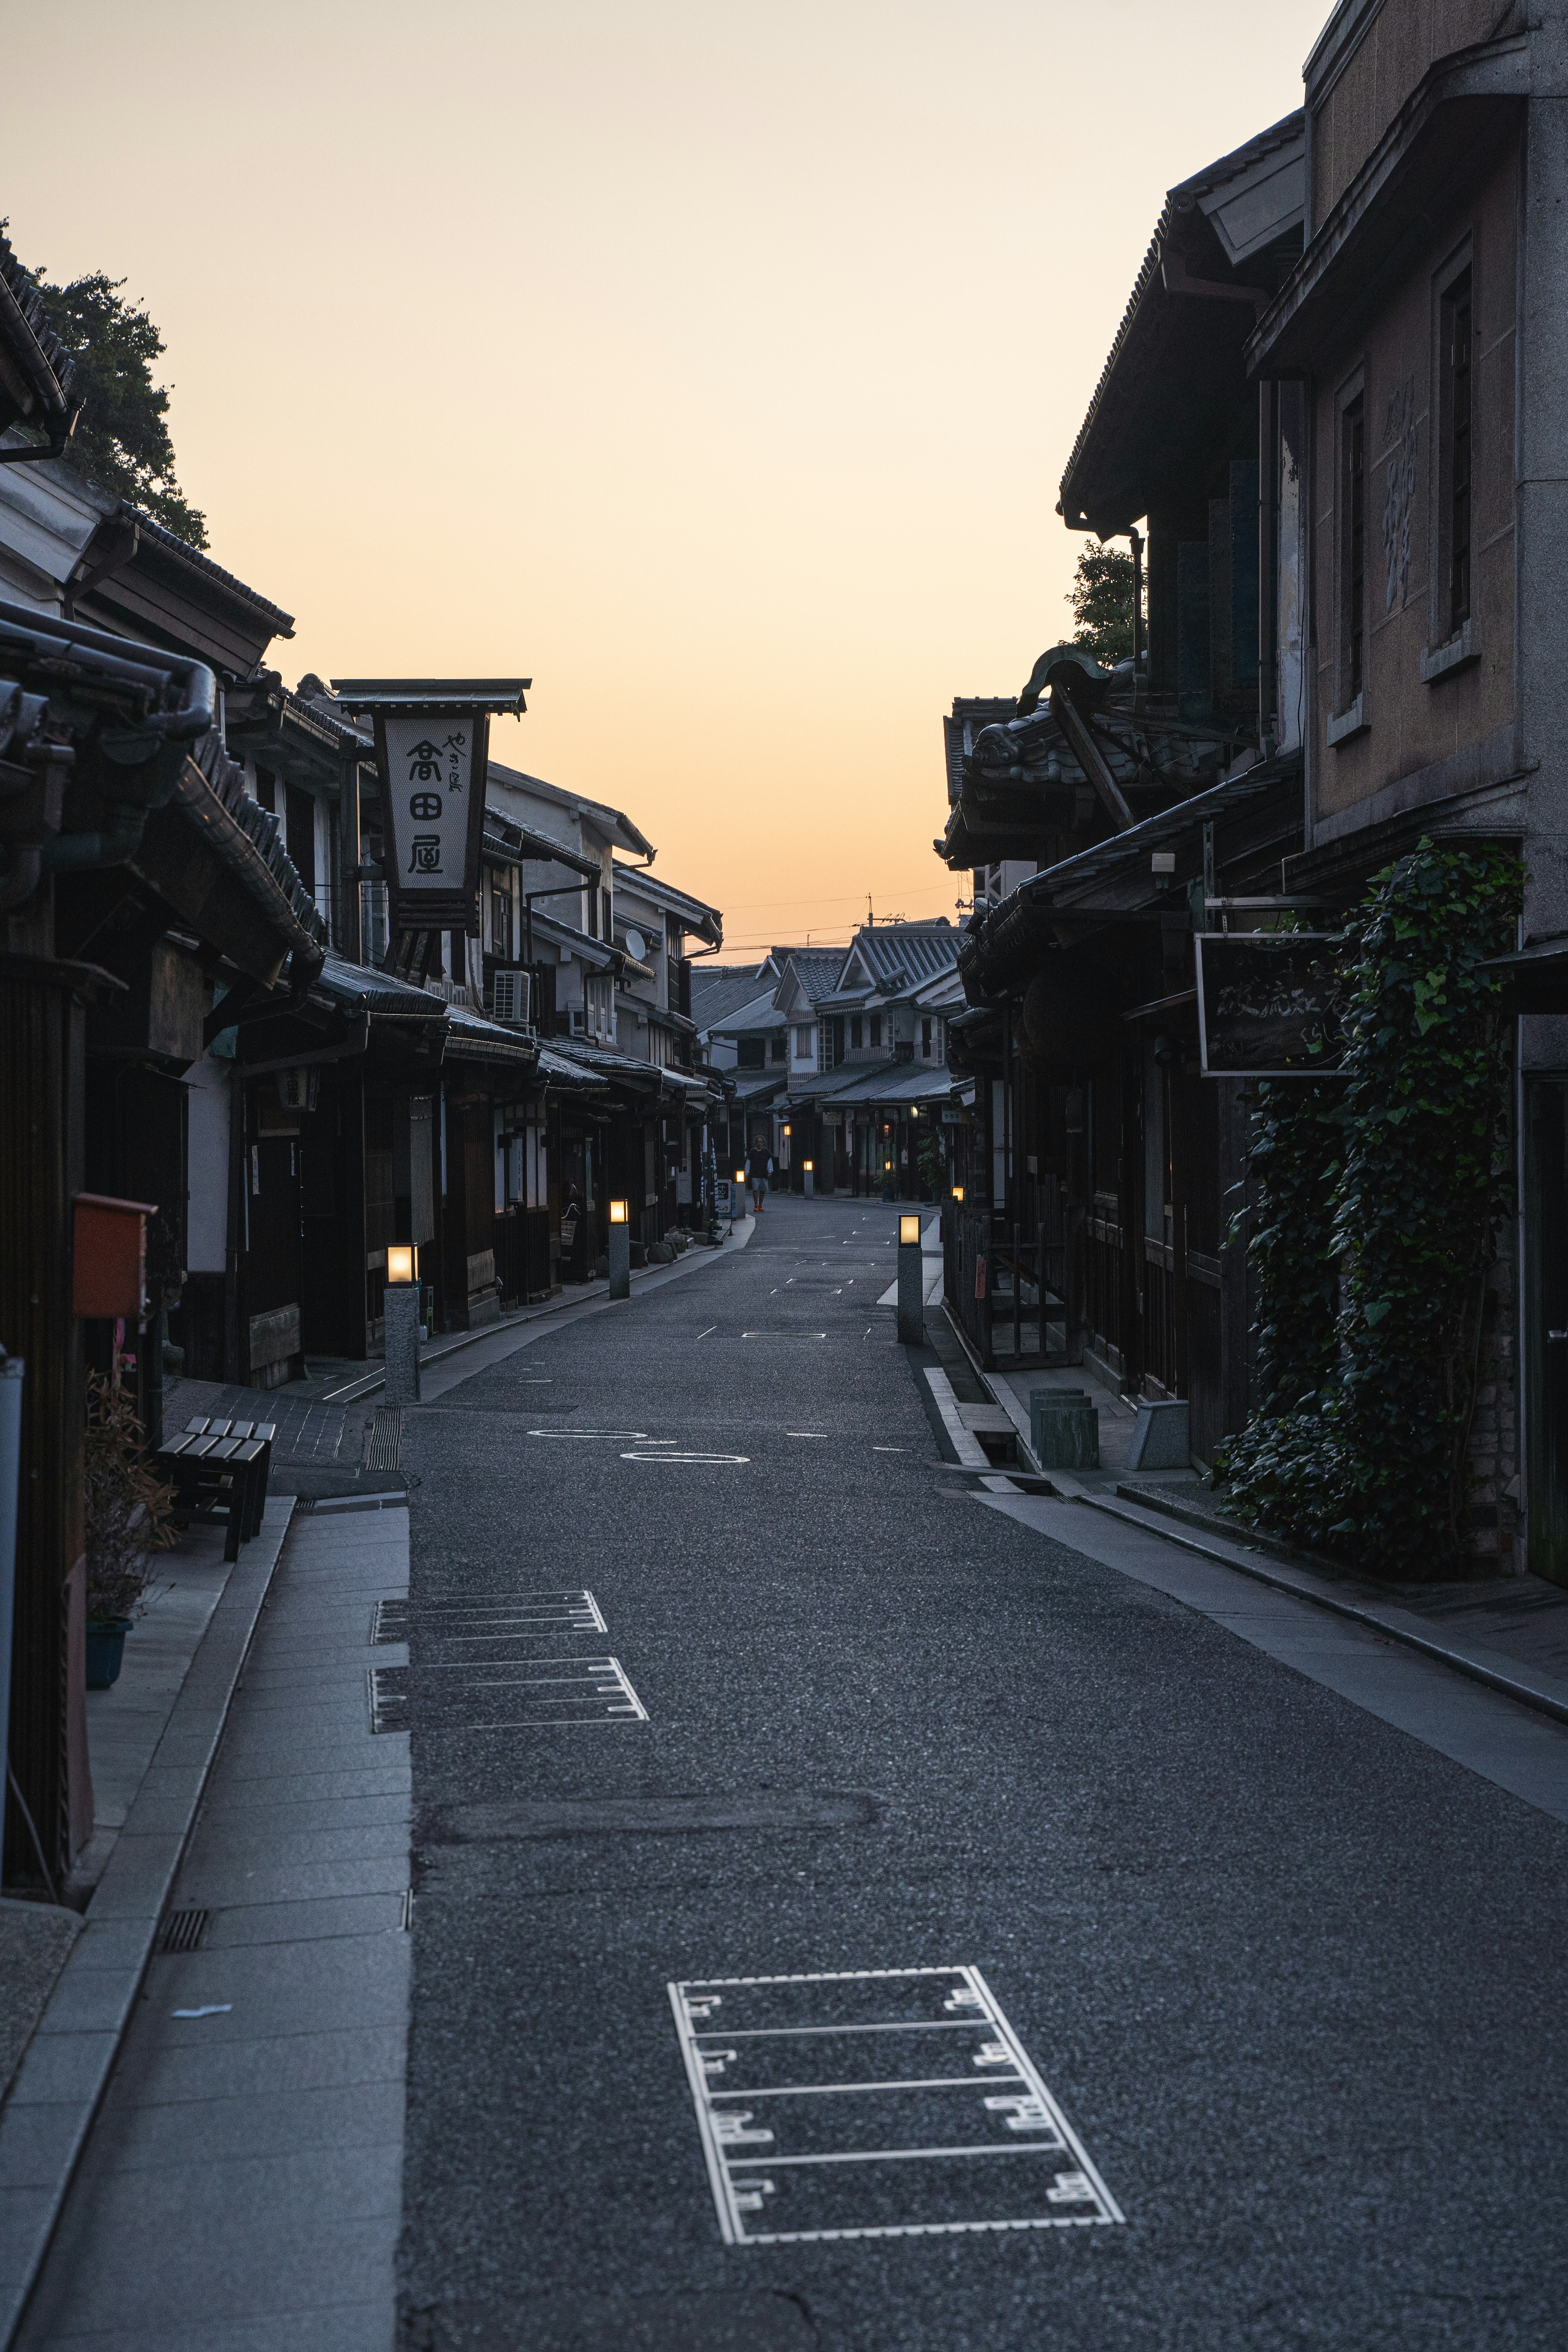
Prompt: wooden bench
<box><xmin>157</xmin><ymin>1416</ymin><xmax>277</xmax><ymax>1560</ymax></box>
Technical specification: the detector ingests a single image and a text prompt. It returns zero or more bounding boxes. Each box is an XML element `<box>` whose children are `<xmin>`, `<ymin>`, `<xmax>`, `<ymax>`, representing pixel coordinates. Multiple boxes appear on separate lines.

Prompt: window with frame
<box><xmin>920</xmin><ymin>1016</ymin><xmax>932</xmax><ymax>1058</ymax></box>
<box><xmin>850</xmin><ymin>1013</ymin><xmax>863</xmax><ymax>1049</ymax></box>
<box><xmin>490</xmin><ymin>883</ymin><xmax>510</xmax><ymax>958</ymax></box>
<box><xmin>794</xmin><ymin>1025</ymin><xmax>813</xmax><ymax>1060</ymax></box>
<box><xmin>737</xmin><ymin>1037</ymin><xmax>765</xmax><ymax>1070</ymax></box>
<box><xmin>769</xmin><ymin>1034</ymin><xmax>786</xmax><ymax>1065</ymax></box>
<box><xmin>1442</xmin><ymin>267</ymin><xmax>1473</xmax><ymax>635</ymax></box>
<box><xmin>1341</xmin><ymin>389</ymin><xmax>1366</xmax><ymax>705</ymax></box>
<box><xmin>870</xmin><ymin>1012</ymin><xmax>882</xmax><ymax>1049</ymax></box>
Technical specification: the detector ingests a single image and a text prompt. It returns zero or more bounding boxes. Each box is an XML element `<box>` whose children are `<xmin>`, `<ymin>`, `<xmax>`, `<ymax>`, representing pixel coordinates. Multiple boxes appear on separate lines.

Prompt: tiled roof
<box><xmin>314</xmin><ymin>954</ymin><xmax>450</xmax><ymax>1015</ymax></box>
<box><xmin>943</xmin><ymin>699</ymin><xmax>1017</xmax><ymax>806</ymax></box>
<box><xmin>690</xmin><ymin>962</ymin><xmax>768</xmax><ymax>1029</ymax></box>
<box><xmin>817</xmin><ymin>1060</ymin><xmax>958</xmax><ymax>1109</ymax></box>
<box><xmin>779</xmin><ymin>949</ymin><xmax>845</xmax><ymax>1005</ymax></box>
<box><xmin>0</xmin><ymin>232</ymin><xmax>76</xmax><ymax>429</ymax></box>
<box><xmin>841</xmin><ymin>921</ymin><xmax>961</xmax><ymax>993</ymax></box>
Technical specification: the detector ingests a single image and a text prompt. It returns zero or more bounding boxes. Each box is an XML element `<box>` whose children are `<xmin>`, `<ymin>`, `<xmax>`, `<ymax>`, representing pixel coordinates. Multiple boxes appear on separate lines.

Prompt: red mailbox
<box><xmin>72</xmin><ymin>1194</ymin><xmax>157</xmax><ymax>1320</ymax></box>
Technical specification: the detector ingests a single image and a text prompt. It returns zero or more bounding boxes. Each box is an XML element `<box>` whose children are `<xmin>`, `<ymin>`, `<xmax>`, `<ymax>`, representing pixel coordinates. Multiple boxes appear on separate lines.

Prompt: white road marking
<box><xmin>669</xmin><ymin>1965</ymin><xmax>1121</xmax><ymax>2245</ymax></box>
<box><xmin>528</xmin><ymin>1429</ymin><xmax>648</xmax><ymax>1440</ymax></box>
<box><xmin>621</xmin><ymin>1450</ymin><xmax>750</xmax><ymax>1465</ymax></box>
<box><xmin>697</xmin><ymin>1326</ymin><xmax>717</xmax><ymax>1339</ymax></box>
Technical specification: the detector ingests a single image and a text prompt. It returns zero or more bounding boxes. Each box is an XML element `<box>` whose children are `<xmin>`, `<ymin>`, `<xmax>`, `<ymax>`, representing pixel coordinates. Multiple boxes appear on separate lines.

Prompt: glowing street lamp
<box><xmin>383</xmin><ymin>1243</ymin><xmax>421</xmax><ymax>1403</ymax></box>
<box><xmin>608</xmin><ymin>1198</ymin><xmax>630</xmax><ymax>1299</ymax></box>
<box><xmin>896</xmin><ymin>1213</ymin><xmax>924</xmax><ymax>1343</ymax></box>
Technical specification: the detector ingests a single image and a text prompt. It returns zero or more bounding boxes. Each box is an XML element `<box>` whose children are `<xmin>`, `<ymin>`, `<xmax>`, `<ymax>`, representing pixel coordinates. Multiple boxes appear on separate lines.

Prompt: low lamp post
<box><xmin>384</xmin><ymin>1245</ymin><xmax>421</xmax><ymax>1405</ymax></box>
<box><xmin>734</xmin><ymin>1167</ymin><xmax>746</xmax><ymax>1223</ymax></box>
<box><xmin>896</xmin><ymin>1212</ymin><xmax>924</xmax><ymax>1345</ymax></box>
<box><xmin>803</xmin><ymin>1158</ymin><xmax>814</xmax><ymax>1199</ymax></box>
<box><xmin>608</xmin><ymin>1198</ymin><xmax>630</xmax><ymax>1300</ymax></box>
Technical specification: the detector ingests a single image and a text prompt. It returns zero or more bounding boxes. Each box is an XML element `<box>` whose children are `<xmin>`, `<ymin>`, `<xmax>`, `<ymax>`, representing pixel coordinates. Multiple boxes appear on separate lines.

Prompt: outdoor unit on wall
<box><xmin>491</xmin><ymin>969</ymin><xmax>532</xmax><ymax>1028</ymax></box>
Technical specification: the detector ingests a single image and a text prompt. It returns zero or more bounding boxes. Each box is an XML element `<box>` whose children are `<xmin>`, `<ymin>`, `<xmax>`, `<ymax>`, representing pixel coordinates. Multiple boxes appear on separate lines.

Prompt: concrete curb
<box><xmin>0</xmin><ymin>1495</ymin><xmax>297</xmax><ymax>2349</ymax></box>
<box><xmin>323</xmin><ymin>1217</ymin><xmax>756</xmax><ymax>1404</ymax></box>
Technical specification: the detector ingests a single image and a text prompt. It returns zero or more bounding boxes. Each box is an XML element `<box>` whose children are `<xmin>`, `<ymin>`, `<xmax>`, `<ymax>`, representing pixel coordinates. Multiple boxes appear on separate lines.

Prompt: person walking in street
<box><xmin>747</xmin><ymin>1143</ymin><xmax>771</xmax><ymax>1212</ymax></box>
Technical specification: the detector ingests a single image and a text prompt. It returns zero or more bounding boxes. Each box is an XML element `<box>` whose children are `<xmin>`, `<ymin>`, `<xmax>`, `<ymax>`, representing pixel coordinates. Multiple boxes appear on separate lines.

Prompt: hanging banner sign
<box><xmin>331</xmin><ymin>677</ymin><xmax>530</xmax><ymax>938</ymax></box>
<box><xmin>374</xmin><ymin>710</ymin><xmax>488</xmax><ymax>932</ymax></box>
<box><xmin>1194</xmin><ymin>933</ymin><xmax>1347</xmax><ymax>1077</ymax></box>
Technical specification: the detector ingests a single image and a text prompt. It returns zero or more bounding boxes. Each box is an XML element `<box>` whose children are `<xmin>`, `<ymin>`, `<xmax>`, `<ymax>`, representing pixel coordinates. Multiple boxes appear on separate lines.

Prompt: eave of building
<box><xmin>69</xmin><ymin>497</ymin><xmax>294</xmax><ymax>682</ymax></box>
<box><xmin>1247</xmin><ymin>39</ymin><xmax>1526</xmax><ymax>379</ymax></box>
<box><xmin>957</xmin><ymin>747</ymin><xmax>1303</xmax><ymax>1000</ymax></box>
<box><xmin>487</xmin><ymin>757</ymin><xmax>655</xmax><ymax>860</ymax></box>
<box><xmin>1058</xmin><ymin>113</ymin><xmax>1305</xmax><ymax>534</ymax></box>
<box><xmin>611</xmin><ymin>859</ymin><xmax>724</xmax><ymax>946</ymax></box>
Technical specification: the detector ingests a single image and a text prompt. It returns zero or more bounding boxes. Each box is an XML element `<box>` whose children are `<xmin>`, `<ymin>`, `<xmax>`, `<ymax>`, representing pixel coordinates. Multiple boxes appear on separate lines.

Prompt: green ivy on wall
<box><xmin>1218</xmin><ymin>840</ymin><xmax>1520</xmax><ymax>1579</ymax></box>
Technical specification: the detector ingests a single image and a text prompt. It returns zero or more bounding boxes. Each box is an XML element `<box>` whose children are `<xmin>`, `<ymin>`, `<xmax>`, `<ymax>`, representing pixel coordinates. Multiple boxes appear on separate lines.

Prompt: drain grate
<box><xmin>159</xmin><ymin>1909</ymin><xmax>211</xmax><ymax>1955</ymax></box>
<box><xmin>365</xmin><ymin>1408</ymin><xmax>403</xmax><ymax>1471</ymax></box>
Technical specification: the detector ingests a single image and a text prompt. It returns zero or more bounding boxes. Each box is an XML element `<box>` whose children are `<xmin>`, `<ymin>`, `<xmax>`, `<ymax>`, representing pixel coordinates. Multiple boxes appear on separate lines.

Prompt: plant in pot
<box><xmin>84</xmin><ymin>1370</ymin><xmax>177</xmax><ymax>1689</ymax></box>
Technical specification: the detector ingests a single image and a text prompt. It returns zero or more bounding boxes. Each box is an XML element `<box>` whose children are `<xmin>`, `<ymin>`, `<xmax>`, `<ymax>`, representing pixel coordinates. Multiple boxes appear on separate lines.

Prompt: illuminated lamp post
<box><xmin>384</xmin><ymin>1245</ymin><xmax>421</xmax><ymax>1405</ymax></box>
<box><xmin>608</xmin><ymin>1199</ymin><xmax>630</xmax><ymax>1300</ymax></box>
<box><xmin>897</xmin><ymin>1212</ymin><xmax>924</xmax><ymax>1345</ymax></box>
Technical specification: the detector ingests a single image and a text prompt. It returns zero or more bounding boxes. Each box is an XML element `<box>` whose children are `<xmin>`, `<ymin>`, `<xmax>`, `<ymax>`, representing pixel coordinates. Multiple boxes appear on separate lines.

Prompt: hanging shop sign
<box><xmin>1194</xmin><ymin>933</ymin><xmax>1346</xmax><ymax>1077</ymax></box>
<box><xmin>330</xmin><ymin>677</ymin><xmax>530</xmax><ymax>936</ymax></box>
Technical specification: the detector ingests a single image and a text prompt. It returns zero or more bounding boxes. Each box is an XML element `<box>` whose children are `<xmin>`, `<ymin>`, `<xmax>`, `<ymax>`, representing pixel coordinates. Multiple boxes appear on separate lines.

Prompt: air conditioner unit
<box><xmin>491</xmin><ymin>969</ymin><xmax>532</xmax><ymax>1027</ymax></box>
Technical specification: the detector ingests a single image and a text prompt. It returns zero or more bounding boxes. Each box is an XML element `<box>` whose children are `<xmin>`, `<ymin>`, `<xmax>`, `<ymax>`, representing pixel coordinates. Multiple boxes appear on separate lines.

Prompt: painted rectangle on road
<box><xmin>372</xmin><ymin>1590</ymin><xmax>606</xmax><ymax>1646</ymax></box>
<box><xmin>669</xmin><ymin>1966</ymin><xmax>1122</xmax><ymax>2244</ymax></box>
<box><xmin>368</xmin><ymin>1654</ymin><xmax>645</xmax><ymax>1733</ymax></box>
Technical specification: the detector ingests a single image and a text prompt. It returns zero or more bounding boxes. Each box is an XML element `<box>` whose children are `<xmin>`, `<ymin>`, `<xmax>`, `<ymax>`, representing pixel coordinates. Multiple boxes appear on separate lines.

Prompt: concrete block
<box><xmin>1029</xmin><ymin>1390</ymin><xmax>1100</xmax><ymax>1470</ymax></box>
<box><xmin>1125</xmin><ymin>1397</ymin><xmax>1191</xmax><ymax>1471</ymax></box>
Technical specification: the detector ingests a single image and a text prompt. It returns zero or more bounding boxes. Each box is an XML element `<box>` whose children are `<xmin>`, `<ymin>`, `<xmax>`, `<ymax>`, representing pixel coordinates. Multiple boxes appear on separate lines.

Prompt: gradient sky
<box><xmin>9</xmin><ymin>0</ymin><xmax>1329</xmax><ymax>952</ymax></box>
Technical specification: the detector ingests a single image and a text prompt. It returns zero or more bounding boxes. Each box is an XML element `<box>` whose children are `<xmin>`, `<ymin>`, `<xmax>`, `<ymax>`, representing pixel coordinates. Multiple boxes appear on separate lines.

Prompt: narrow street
<box><xmin>395</xmin><ymin>1196</ymin><xmax>1568</xmax><ymax>2350</ymax></box>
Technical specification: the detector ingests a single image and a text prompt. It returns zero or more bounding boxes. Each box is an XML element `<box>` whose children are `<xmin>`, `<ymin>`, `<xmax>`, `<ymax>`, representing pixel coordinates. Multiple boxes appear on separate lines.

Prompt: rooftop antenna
<box><xmin>867</xmin><ymin>893</ymin><xmax>873</xmax><ymax>926</ymax></box>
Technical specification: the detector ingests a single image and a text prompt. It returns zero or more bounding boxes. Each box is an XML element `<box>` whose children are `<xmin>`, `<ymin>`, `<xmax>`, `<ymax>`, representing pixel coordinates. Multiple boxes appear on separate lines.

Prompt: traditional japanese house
<box><xmin>0</xmin><ymin>589</ymin><xmax>322</xmax><ymax>1886</ymax></box>
<box><xmin>940</xmin><ymin>113</ymin><xmax>1311</xmax><ymax>1443</ymax></box>
<box><xmin>692</xmin><ymin>958</ymin><xmax>790</xmax><ymax>1176</ymax></box>
<box><xmin>1243</xmin><ymin>0</ymin><xmax>1568</xmax><ymax>1570</ymax></box>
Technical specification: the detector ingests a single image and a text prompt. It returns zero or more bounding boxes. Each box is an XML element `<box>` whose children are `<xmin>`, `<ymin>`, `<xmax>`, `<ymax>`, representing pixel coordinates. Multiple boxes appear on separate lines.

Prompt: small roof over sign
<box><xmin>330</xmin><ymin>677</ymin><xmax>531</xmax><ymax>715</ymax></box>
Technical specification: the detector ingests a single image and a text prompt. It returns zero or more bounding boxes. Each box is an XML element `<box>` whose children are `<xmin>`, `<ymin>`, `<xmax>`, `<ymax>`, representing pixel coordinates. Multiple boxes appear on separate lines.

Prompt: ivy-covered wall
<box><xmin>1218</xmin><ymin>840</ymin><xmax>1521</xmax><ymax>1581</ymax></box>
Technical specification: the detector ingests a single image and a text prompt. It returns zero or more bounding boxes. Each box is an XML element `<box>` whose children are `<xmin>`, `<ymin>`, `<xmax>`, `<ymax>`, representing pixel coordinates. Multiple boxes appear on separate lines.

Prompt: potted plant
<box><xmin>84</xmin><ymin>1370</ymin><xmax>176</xmax><ymax>1689</ymax></box>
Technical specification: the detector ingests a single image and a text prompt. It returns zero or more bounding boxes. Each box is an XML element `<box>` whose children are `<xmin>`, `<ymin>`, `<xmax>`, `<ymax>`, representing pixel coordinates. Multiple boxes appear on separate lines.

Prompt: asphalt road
<box><xmin>397</xmin><ymin>1193</ymin><xmax>1568</xmax><ymax>2351</ymax></box>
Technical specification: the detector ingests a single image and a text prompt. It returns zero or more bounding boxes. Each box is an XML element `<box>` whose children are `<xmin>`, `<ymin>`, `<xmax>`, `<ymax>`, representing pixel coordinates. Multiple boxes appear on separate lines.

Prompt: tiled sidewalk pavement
<box><xmin>18</xmin><ymin>1501</ymin><xmax>412</xmax><ymax>2352</ymax></box>
<box><xmin>163</xmin><ymin>1379</ymin><xmax>354</xmax><ymax>1471</ymax></box>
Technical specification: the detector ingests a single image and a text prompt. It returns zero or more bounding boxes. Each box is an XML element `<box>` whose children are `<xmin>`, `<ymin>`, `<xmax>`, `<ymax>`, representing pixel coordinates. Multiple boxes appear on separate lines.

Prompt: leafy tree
<box><xmin>16</xmin><ymin>235</ymin><xmax>207</xmax><ymax>548</ymax></box>
<box><xmin>1067</xmin><ymin>542</ymin><xmax>1138</xmax><ymax>666</ymax></box>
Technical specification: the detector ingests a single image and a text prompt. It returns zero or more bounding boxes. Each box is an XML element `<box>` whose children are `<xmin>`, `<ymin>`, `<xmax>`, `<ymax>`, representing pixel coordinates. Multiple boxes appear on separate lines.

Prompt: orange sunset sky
<box><xmin>10</xmin><ymin>1</ymin><xmax>1328</xmax><ymax>952</ymax></box>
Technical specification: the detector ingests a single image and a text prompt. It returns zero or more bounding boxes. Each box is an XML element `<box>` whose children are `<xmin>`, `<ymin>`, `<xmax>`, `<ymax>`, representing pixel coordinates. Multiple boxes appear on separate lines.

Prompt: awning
<box><xmin>959</xmin><ymin>748</ymin><xmax>1303</xmax><ymax>1000</ymax></box>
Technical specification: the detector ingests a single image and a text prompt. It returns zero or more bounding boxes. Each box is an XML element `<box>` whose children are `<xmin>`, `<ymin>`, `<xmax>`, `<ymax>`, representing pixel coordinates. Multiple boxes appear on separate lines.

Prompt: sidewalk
<box><xmin>0</xmin><ymin>1501</ymin><xmax>295</xmax><ymax>2349</ymax></box>
<box><xmin>947</xmin><ymin>1312</ymin><xmax>1568</xmax><ymax>1742</ymax></box>
<box><xmin>17</xmin><ymin>1498</ymin><xmax>412</xmax><ymax>2352</ymax></box>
